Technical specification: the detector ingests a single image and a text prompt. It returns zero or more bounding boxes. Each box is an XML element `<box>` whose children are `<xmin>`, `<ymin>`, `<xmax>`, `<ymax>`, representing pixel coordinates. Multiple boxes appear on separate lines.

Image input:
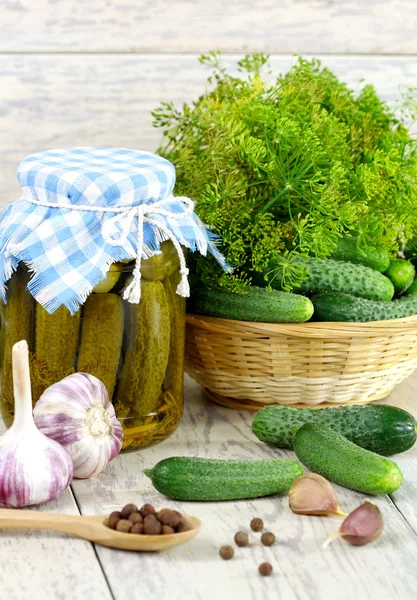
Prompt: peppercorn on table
<box><xmin>0</xmin><ymin>373</ymin><xmax>416</xmax><ymax>600</ymax></box>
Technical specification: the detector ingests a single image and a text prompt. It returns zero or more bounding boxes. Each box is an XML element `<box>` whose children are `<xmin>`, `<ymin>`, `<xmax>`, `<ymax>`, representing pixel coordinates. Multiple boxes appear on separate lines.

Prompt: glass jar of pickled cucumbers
<box><xmin>0</xmin><ymin>241</ymin><xmax>185</xmax><ymax>452</ymax></box>
<box><xmin>0</xmin><ymin>147</ymin><xmax>225</xmax><ymax>452</ymax></box>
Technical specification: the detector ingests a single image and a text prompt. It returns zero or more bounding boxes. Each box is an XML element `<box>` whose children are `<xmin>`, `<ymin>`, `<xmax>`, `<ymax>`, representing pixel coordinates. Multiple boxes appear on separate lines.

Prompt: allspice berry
<box><xmin>157</xmin><ymin>509</ymin><xmax>181</xmax><ymax>528</ymax></box>
<box><xmin>177</xmin><ymin>517</ymin><xmax>192</xmax><ymax>532</ymax></box>
<box><xmin>143</xmin><ymin>514</ymin><xmax>162</xmax><ymax>535</ymax></box>
<box><xmin>259</xmin><ymin>562</ymin><xmax>273</xmax><ymax>577</ymax></box>
<box><xmin>131</xmin><ymin>523</ymin><xmax>144</xmax><ymax>534</ymax></box>
<box><xmin>140</xmin><ymin>503</ymin><xmax>156</xmax><ymax>518</ymax></box>
<box><xmin>120</xmin><ymin>503</ymin><xmax>138</xmax><ymax>519</ymax></box>
<box><xmin>261</xmin><ymin>532</ymin><xmax>276</xmax><ymax>547</ymax></box>
<box><xmin>219</xmin><ymin>545</ymin><xmax>234</xmax><ymax>560</ymax></box>
<box><xmin>234</xmin><ymin>531</ymin><xmax>249</xmax><ymax>547</ymax></box>
<box><xmin>250</xmin><ymin>518</ymin><xmax>264</xmax><ymax>532</ymax></box>
<box><xmin>161</xmin><ymin>525</ymin><xmax>175</xmax><ymax>535</ymax></box>
<box><xmin>107</xmin><ymin>511</ymin><xmax>121</xmax><ymax>530</ymax></box>
<box><xmin>129</xmin><ymin>512</ymin><xmax>143</xmax><ymax>525</ymax></box>
<box><xmin>116</xmin><ymin>519</ymin><xmax>133</xmax><ymax>533</ymax></box>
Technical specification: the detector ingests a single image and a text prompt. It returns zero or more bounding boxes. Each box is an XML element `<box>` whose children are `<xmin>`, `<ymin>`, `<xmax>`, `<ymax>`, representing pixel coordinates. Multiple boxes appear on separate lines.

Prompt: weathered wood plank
<box><xmin>0</xmin><ymin>420</ymin><xmax>113</xmax><ymax>600</ymax></box>
<box><xmin>1</xmin><ymin>53</ymin><xmax>417</xmax><ymax>205</ymax></box>
<box><xmin>1</xmin><ymin>0</ymin><xmax>416</xmax><ymax>54</ymax></box>
<box><xmin>379</xmin><ymin>376</ymin><xmax>417</xmax><ymax>536</ymax></box>
<box><xmin>71</xmin><ymin>375</ymin><xmax>417</xmax><ymax>600</ymax></box>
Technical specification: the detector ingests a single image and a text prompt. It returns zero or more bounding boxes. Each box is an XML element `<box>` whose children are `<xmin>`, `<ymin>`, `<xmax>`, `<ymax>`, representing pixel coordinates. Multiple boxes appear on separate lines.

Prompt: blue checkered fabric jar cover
<box><xmin>0</xmin><ymin>147</ymin><xmax>227</xmax><ymax>313</ymax></box>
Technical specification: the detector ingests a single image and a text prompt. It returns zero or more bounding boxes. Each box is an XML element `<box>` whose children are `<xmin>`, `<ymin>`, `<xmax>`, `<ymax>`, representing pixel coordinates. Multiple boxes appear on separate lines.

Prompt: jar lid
<box><xmin>0</xmin><ymin>147</ymin><xmax>228</xmax><ymax>313</ymax></box>
<box><xmin>17</xmin><ymin>147</ymin><xmax>175</xmax><ymax>208</ymax></box>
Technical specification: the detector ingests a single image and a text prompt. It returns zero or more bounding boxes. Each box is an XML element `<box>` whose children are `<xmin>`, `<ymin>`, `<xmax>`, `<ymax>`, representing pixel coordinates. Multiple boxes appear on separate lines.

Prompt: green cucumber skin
<box><xmin>296</xmin><ymin>258</ymin><xmax>394</xmax><ymax>301</ymax></box>
<box><xmin>252</xmin><ymin>404</ymin><xmax>417</xmax><ymax>456</ymax></box>
<box><xmin>384</xmin><ymin>259</ymin><xmax>415</xmax><ymax>295</ymax></box>
<box><xmin>144</xmin><ymin>457</ymin><xmax>303</xmax><ymax>501</ymax></box>
<box><xmin>404</xmin><ymin>278</ymin><xmax>417</xmax><ymax>296</ymax></box>
<box><xmin>312</xmin><ymin>291</ymin><xmax>417</xmax><ymax>322</ymax></box>
<box><xmin>330</xmin><ymin>237</ymin><xmax>390</xmax><ymax>272</ymax></box>
<box><xmin>294</xmin><ymin>424</ymin><xmax>403</xmax><ymax>495</ymax></box>
<box><xmin>189</xmin><ymin>286</ymin><xmax>314</xmax><ymax>323</ymax></box>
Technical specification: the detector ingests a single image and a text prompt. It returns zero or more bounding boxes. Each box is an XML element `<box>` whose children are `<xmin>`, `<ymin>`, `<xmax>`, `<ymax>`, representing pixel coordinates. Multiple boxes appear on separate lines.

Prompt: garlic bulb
<box><xmin>33</xmin><ymin>373</ymin><xmax>124</xmax><ymax>479</ymax></box>
<box><xmin>0</xmin><ymin>340</ymin><xmax>73</xmax><ymax>508</ymax></box>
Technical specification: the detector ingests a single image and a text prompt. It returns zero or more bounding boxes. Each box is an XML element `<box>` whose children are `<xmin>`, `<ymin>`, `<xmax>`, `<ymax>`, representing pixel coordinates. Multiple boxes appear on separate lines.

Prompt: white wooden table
<box><xmin>0</xmin><ymin>374</ymin><xmax>416</xmax><ymax>600</ymax></box>
<box><xmin>1</xmin><ymin>1</ymin><xmax>417</xmax><ymax>597</ymax></box>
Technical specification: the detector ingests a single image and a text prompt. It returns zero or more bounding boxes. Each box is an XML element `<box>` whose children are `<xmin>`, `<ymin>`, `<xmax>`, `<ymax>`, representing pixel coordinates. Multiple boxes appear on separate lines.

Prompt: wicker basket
<box><xmin>185</xmin><ymin>313</ymin><xmax>417</xmax><ymax>409</ymax></box>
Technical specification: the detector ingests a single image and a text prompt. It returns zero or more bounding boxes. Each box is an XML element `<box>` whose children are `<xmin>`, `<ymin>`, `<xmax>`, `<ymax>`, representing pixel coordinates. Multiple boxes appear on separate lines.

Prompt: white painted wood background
<box><xmin>1</xmin><ymin>2</ymin><xmax>417</xmax><ymax>599</ymax></box>
<box><xmin>1</xmin><ymin>1</ymin><xmax>417</xmax><ymax>204</ymax></box>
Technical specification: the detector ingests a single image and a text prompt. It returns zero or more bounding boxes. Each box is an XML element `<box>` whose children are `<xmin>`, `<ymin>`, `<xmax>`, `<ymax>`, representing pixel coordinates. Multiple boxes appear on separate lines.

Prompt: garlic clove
<box><xmin>339</xmin><ymin>500</ymin><xmax>384</xmax><ymax>546</ymax></box>
<box><xmin>0</xmin><ymin>340</ymin><xmax>73</xmax><ymax>508</ymax></box>
<box><xmin>33</xmin><ymin>373</ymin><xmax>124</xmax><ymax>479</ymax></box>
<box><xmin>289</xmin><ymin>472</ymin><xmax>347</xmax><ymax>517</ymax></box>
<box><xmin>324</xmin><ymin>501</ymin><xmax>384</xmax><ymax>548</ymax></box>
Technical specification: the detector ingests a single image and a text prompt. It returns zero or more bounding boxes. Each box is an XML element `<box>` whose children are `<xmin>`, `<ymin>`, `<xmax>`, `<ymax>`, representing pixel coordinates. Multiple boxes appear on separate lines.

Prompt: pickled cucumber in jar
<box><xmin>115</xmin><ymin>280</ymin><xmax>171</xmax><ymax>418</ymax></box>
<box><xmin>140</xmin><ymin>241</ymin><xmax>180</xmax><ymax>281</ymax></box>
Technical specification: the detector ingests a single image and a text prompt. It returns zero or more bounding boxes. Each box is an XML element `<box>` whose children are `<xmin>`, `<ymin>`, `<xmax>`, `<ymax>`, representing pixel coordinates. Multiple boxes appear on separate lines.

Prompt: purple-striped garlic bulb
<box><xmin>33</xmin><ymin>373</ymin><xmax>124</xmax><ymax>479</ymax></box>
<box><xmin>0</xmin><ymin>341</ymin><xmax>73</xmax><ymax>508</ymax></box>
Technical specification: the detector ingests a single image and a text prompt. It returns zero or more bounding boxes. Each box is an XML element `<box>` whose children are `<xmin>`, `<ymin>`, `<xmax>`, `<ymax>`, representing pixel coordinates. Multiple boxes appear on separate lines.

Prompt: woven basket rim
<box><xmin>186</xmin><ymin>312</ymin><xmax>417</xmax><ymax>338</ymax></box>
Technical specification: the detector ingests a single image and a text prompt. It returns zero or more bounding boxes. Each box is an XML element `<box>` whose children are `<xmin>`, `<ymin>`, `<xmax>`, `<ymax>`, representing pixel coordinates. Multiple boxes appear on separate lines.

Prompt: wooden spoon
<box><xmin>0</xmin><ymin>509</ymin><xmax>202</xmax><ymax>551</ymax></box>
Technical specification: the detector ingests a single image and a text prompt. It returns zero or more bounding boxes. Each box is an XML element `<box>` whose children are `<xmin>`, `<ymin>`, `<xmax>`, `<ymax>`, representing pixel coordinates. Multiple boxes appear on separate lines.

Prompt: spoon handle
<box><xmin>0</xmin><ymin>508</ymin><xmax>95</xmax><ymax>539</ymax></box>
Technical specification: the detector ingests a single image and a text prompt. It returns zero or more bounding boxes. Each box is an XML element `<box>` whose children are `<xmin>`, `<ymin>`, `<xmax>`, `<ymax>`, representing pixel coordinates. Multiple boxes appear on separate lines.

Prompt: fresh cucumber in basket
<box><xmin>312</xmin><ymin>291</ymin><xmax>417</xmax><ymax>322</ymax></box>
<box><xmin>265</xmin><ymin>258</ymin><xmax>394</xmax><ymax>301</ymax></box>
<box><xmin>330</xmin><ymin>237</ymin><xmax>390</xmax><ymax>272</ymax></box>
<box><xmin>404</xmin><ymin>278</ymin><xmax>417</xmax><ymax>295</ymax></box>
<box><xmin>144</xmin><ymin>457</ymin><xmax>303</xmax><ymax>501</ymax></box>
<box><xmin>294</xmin><ymin>424</ymin><xmax>403</xmax><ymax>495</ymax></box>
<box><xmin>384</xmin><ymin>259</ymin><xmax>415</xmax><ymax>295</ymax></box>
<box><xmin>252</xmin><ymin>404</ymin><xmax>417</xmax><ymax>456</ymax></box>
<box><xmin>188</xmin><ymin>286</ymin><xmax>314</xmax><ymax>323</ymax></box>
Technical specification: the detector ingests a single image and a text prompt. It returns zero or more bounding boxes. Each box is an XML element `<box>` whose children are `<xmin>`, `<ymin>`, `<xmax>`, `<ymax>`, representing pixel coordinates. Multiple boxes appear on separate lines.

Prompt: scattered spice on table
<box><xmin>234</xmin><ymin>531</ymin><xmax>249</xmax><ymax>547</ymax></box>
<box><xmin>250</xmin><ymin>518</ymin><xmax>264</xmax><ymax>532</ymax></box>
<box><xmin>219</xmin><ymin>545</ymin><xmax>235</xmax><ymax>560</ymax></box>
<box><xmin>259</xmin><ymin>562</ymin><xmax>273</xmax><ymax>577</ymax></box>
<box><xmin>261</xmin><ymin>532</ymin><xmax>276</xmax><ymax>546</ymax></box>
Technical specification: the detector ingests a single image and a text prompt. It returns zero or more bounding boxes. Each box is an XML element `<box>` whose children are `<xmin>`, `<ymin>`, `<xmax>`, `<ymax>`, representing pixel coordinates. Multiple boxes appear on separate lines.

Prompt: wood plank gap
<box><xmin>387</xmin><ymin>493</ymin><xmax>417</xmax><ymax>538</ymax></box>
<box><xmin>67</xmin><ymin>485</ymin><xmax>82</xmax><ymax>514</ymax></box>
<box><xmin>0</xmin><ymin>50</ymin><xmax>417</xmax><ymax>58</ymax></box>
<box><xmin>70</xmin><ymin>484</ymin><xmax>117</xmax><ymax>600</ymax></box>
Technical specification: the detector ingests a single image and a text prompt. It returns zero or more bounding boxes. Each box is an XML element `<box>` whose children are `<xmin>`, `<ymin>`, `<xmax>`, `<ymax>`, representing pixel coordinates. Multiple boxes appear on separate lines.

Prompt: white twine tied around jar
<box><xmin>101</xmin><ymin>195</ymin><xmax>194</xmax><ymax>303</ymax></box>
<box><xmin>25</xmin><ymin>194</ymin><xmax>194</xmax><ymax>304</ymax></box>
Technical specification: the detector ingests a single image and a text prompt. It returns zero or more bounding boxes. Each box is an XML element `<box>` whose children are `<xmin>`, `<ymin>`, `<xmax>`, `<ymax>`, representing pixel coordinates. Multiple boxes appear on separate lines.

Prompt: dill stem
<box><xmin>261</xmin><ymin>186</ymin><xmax>290</xmax><ymax>214</ymax></box>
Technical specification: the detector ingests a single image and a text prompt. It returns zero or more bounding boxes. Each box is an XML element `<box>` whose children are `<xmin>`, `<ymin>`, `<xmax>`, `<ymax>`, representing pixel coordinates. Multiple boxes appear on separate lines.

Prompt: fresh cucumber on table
<box><xmin>252</xmin><ymin>404</ymin><xmax>417</xmax><ymax>456</ymax></box>
<box><xmin>144</xmin><ymin>457</ymin><xmax>303</xmax><ymax>501</ymax></box>
<box><xmin>294</xmin><ymin>424</ymin><xmax>403</xmax><ymax>495</ymax></box>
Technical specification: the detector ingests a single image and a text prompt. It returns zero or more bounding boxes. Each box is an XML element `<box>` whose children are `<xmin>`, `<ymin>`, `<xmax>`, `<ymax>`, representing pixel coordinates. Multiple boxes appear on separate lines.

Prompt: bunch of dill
<box><xmin>153</xmin><ymin>53</ymin><xmax>417</xmax><ymax>292</ymax></box>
